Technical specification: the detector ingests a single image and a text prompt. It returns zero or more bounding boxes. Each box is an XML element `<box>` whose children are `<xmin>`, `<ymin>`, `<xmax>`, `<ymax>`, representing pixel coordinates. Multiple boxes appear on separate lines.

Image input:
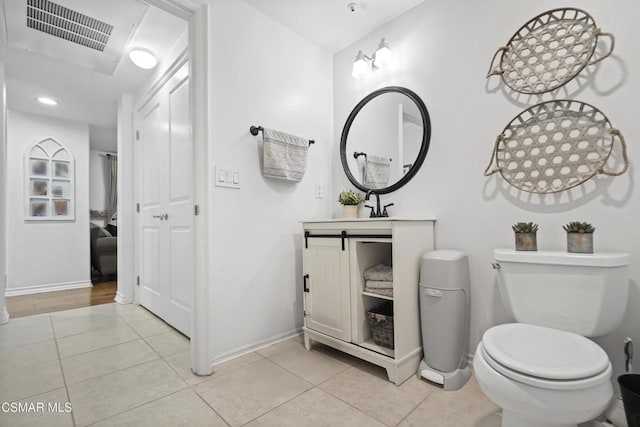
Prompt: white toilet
<box><xmin>474</xmin><ymin>249</ymin><xmax>630</xmax><ymax>427</ymax></box>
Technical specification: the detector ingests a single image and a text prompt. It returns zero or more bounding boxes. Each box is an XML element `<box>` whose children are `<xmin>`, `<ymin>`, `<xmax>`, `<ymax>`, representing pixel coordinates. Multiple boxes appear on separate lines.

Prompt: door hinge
<box><xmin>136</xmin><ymin>203</ymin><xmax>140</xmax><ymax>213</ymax></box>
<box><xmin>194</xmin><ymin>204</ymin><xmax>199</xmax><ymax>216</ymax></box>
<box><xmin>136</xmin><ymin>276</ymin><xmax>140</xmax><ymax>286</ymax></box>
<box><xmin>136</xmin><ymin>130</ymin><xmax>140</xmax><ymax>141</ymax></box>
<box><xmin>303</xmin><ymin>310</ymin><xmax>308</xmax><ymax>317</ymax></box>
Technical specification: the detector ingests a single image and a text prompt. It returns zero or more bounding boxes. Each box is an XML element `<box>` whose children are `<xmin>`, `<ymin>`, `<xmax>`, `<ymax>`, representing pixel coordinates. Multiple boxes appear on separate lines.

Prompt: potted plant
<box><xmin>512</xmin><ymin>222</ymin><xmax>538</xmax><ymax>251</ymax></box>
<box><xmin>338</xmin><ymin>190</ymin><xmax>364</xmax><ymax>218</ymax></box>
<box><xmin>563</xmin><ymin>221</ymin><xmax>595</xmax><ymax>253</ymax></box>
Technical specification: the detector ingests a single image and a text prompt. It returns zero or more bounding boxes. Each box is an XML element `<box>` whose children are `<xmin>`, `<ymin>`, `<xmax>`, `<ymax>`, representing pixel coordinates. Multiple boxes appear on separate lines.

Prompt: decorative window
<box><xmin>25</xmin><ymin>138</ymin><xmax>75</xmax><ymax>221</ymax></box>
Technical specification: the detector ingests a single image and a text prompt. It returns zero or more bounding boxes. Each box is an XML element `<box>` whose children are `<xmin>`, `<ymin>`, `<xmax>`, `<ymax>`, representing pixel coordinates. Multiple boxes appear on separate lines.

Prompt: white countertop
<box><xmin>301</xmin><ymin>217</ymin><xmax>436</xmax><ymax>223</ymax></box>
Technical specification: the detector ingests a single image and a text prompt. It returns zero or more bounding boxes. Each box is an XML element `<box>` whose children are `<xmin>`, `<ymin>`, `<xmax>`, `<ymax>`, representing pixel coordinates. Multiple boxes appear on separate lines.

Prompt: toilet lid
<box><xmin>482</xmin><ymin>324</ymin><xmax>609</xmax><ymax>380</ymax></box>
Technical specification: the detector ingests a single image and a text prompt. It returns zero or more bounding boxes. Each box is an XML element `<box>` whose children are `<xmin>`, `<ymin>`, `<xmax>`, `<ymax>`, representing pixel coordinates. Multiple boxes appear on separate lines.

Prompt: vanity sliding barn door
<box><xmin>136</xmin><ymin>72</ymin><xmax>193</xmax><ymax>337</ymax></box>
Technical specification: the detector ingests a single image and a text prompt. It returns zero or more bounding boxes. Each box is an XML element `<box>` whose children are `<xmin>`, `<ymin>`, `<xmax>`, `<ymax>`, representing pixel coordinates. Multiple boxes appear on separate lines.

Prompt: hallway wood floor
<box><xmin>6</xmin><ymin>281</ymin><xmax>117</xmax><ymax>318</ymax></box>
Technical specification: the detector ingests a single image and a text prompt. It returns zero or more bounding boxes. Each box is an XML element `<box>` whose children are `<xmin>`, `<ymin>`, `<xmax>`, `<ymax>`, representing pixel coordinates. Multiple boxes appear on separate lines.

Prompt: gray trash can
<box><xmin>417</xmin><ymin>250</ymin><xmax>471</xmax><ymax>391</ymax></box>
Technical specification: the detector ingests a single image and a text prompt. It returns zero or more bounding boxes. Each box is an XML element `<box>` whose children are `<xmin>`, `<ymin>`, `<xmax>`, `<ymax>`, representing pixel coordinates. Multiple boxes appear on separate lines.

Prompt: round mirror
<box><xmin>340</xmin><ymin>86</ymin><xmax>431</xmax><ymax>194</ymax></box>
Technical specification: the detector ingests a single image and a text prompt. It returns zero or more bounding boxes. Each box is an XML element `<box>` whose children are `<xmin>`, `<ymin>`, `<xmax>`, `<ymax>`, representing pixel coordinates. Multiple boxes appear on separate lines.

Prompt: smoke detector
<box><xmin>347</xmin><ymin>3</ymin><xmax>358</xmax><ymax>13</ymax></box>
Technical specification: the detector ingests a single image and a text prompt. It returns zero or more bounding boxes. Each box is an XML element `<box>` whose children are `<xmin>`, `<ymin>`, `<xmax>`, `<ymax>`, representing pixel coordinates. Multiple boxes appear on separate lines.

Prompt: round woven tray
<box><xmin>487</xmin><ymin>8</ymin><xmax>614</xmax><ymax>94</ymax></box>
<box><xmin>484</xmin><ymin>100</ymin><xmax>628</xmax><ymax>194</ymax></box>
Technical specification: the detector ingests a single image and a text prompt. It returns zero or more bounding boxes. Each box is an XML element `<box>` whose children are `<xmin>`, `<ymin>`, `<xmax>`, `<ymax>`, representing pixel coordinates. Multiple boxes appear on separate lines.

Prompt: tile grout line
<box><xmin>231</xmin><ymin>351</ymin><xmax>363</xmax><ymax>426</ymax></box>
<box><xmin>84</xmin><ymin>385</ymin><xmax>189</xmax><ymax>426</ymax></box>
<box><xmin>57</xmin><ymin>334</ymin><xmax>141</xmax><ymax>360</ymax></box>
<box><xmin>187</xmin><ymin>384</ymin><xmax>232</xmax><ymax>427</ymax></box>
<box><xmin>78</xmin><ymin>357</ymin><xmax>190</xmax><ymax>425</ymax></box>
<box><xmin>237</xmin><ymin>344</ymin><xmax>382</xmax><ymax>425</ymax></box>
<box><xmin>392</xmin><ymin>390</ymin><xmax>433</xmax><ymax>427</ymax></box>
<box><xmin>314</xmin><ymin>366</ymin><xmax>394</xmax><ymax>426</ymax></box>
<box><xmin>237</xmin><ymin>384</ymin><xmax>316</xmax><ymax>426</ymax></box>
<box><xmin>49</xmin><ymin>313</ymin><xmax>78</xmax><ymax>427</ymax></box>
<box><xmin>268</xmin><ymin>349</ymin><xmax>351</xmax><ymax>387</ymax></box>
<box><xmin>186</xmin><ymin>352</ymin><xmax>266</xmax><ymax>387</ymax></box>
<box><xmin>63</xmin><ymin>352</ymin><xmax>163</xmax><ymax>388</ymax></box>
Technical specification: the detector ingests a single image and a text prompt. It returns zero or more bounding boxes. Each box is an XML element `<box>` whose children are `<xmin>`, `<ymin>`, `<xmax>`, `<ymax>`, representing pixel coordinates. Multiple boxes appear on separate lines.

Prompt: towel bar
<box><xmin>250</xmin><ymin>125</ymin><xmax>315</xmax><ymax>145</ymax></box>
<box><xmin>353</xmin><ymin>151</ymin><xmax>391</xmax><ymax>162</ymax></box>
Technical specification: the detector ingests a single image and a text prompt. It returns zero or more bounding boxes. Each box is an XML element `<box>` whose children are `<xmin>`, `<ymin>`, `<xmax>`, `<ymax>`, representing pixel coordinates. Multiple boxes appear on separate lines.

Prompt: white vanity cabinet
<box><xmin>302</xmin><ymin>219</ymin><xmax>435</xmax><ymax>385</ymax></box>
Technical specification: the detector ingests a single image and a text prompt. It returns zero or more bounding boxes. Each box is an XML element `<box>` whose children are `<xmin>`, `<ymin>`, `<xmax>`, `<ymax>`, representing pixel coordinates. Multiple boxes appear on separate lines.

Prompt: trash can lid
<box><xmin>422</xmin><ymin>250</ymin><xmax>466</xmax><ymax>261</ymax></box>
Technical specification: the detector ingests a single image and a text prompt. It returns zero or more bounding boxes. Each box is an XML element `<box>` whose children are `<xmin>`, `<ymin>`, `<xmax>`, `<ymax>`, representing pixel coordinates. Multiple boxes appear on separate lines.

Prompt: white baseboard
<box><xmin>211</xmin><ymin>328</ymin><xmax>302</xmax><ymax>368</ymax></box>
<box><xmin>0</xmin><ymin>307</ymin><xmax>9</xmax><ymax>324</ymax></box>
<box><xmin>114</xmin><ymin>291</ymin><xmax>132</xmax><ymax>304</ymax></box>
<box><xmin>5</xmin><ymin>280</ymin><xmax>92</xmax><ymax>297</ymax></box>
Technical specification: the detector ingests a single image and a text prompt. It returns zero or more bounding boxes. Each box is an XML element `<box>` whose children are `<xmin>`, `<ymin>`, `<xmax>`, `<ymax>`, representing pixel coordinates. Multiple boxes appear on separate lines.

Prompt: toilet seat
<box><xmin>480</xmin><ymin>323</ymin><xmax>611</xmax><ymax>391</ymax></box>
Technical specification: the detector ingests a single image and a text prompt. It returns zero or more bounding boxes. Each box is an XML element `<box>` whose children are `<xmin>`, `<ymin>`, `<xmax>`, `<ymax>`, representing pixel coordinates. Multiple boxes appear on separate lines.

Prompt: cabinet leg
<box><xmin>304</xmin><ymin>332</ymin><xmax>311</xmax><ymax>351</ymax></box>
<box><xmin>386</xmin><ymin>367</ymin><xmax>400</xmax><ymax>385</ymax></box>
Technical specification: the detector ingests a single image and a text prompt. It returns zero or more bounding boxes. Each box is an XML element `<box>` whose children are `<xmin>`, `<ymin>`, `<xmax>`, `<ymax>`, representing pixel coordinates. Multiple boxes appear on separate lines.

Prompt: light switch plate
<box><xmin>215</xmin><ymin>167</ymin><xmax>240</xmax><ymax>189</ymax></box>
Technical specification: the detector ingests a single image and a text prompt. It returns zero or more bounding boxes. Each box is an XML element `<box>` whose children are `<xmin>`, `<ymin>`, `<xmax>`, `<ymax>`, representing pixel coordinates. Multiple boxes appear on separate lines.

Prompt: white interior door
<box><xmin>137</xmin><ymin>72</ymin><xmax>193</xmax><ymax>336</ymax></box>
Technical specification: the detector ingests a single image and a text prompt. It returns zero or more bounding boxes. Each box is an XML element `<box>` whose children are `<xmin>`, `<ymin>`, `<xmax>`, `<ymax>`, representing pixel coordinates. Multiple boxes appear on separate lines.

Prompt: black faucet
<box><xmin>365</xmin><ymin>190</ymin><xmax>381</xmax><ymax>217</ymax></box>
<box><xmin>365</xmin><ymin>190</ymin><xmax>393</xmax><ymax>218</ymax></box>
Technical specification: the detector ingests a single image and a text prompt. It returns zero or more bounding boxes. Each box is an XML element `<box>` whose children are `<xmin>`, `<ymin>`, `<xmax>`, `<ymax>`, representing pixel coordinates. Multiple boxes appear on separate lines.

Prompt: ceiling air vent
<box><xmin>26</xmin><ymin>0</ymin><xmax>113</xmax><ymax>52</ymax></box>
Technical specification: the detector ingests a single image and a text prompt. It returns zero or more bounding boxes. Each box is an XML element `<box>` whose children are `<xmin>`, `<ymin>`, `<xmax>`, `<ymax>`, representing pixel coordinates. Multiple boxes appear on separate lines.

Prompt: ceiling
<box><xmin>0</xmin><ymin>0</ymin><xmax>423</xmax><ymax>150</ymax></box>
<box><xmin>0</xmin><ymin>0</ymin><xmax>187</xmax><ymax>150</ymax></box>
<box><xmin>242</xmin><ymin>0</ymin><xmax>425</xmax><ymax>53</ymax></box>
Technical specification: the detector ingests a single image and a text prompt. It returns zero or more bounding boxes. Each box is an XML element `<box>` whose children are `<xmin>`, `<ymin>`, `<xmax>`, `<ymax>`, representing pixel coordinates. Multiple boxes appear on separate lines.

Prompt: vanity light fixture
<box><xmin>36</xmin><ymin>96</ymin><xmax>58</xmax><ymax>106</ymax></box>
<box><xmin>129</xmin><ymin>47</ymin><xmax>158</xmax><ymax>70</ymax></box>
<box><xmin>351</xmin><ymin>38</ymin><xmax>392</xmax><ymax>79</ymax></box>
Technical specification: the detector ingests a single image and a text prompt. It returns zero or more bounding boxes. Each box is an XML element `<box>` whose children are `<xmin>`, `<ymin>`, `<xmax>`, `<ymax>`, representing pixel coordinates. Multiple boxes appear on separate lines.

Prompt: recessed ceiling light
<box><xmin>36</xmin><ymin>97</ymin><xmax>58</xmax><ymax>106</ymax></box>
<box><xmin>129</xmin><ymin>48</ymin><xmax>158</xmax><ymax>70</ymax></box>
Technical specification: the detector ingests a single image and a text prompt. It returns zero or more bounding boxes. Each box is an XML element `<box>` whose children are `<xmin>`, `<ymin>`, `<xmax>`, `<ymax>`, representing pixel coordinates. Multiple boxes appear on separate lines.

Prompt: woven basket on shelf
<box><xmin>367</xmin><ymin>302</ymin><xmax>394</xmax><ymax>349</ymax></box>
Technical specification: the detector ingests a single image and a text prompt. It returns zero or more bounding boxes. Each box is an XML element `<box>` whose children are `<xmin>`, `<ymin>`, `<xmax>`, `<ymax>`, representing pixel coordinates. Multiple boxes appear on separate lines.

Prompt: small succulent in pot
<box><xmin>512</xmin><ymin>222</ymin><xmax>538</xmax><ymax>251</ymax></box>
<box><xmin>338</xmin><ymin>190</ymin><xmax>364</xmax><ymax>218</ymax></box>
<box><xmin>563</xmin><ymin>221</ymin><xmax>595</xmax><ymax>253</ymax></box>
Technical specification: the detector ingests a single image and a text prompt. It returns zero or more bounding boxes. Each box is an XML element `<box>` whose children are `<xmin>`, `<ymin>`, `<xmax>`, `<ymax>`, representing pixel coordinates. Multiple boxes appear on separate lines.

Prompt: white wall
<box><xmin>6</xmin><ymin>111</ymin><xmax>90</xmax><ymax>294</ymax></box>
<box><xmin>207</xmin><ymin>0</ymin><xmax>333</xmax><ymax>363</ymax></box>
<box><xmin>332</xmin><ymin>0</ymin><xmax>639</xmax><ymax>388</ymax></box>
<box><xmin>89</xmin><ymin>150</ymin><xmax>115</xmax><ymax>227</ymax></box>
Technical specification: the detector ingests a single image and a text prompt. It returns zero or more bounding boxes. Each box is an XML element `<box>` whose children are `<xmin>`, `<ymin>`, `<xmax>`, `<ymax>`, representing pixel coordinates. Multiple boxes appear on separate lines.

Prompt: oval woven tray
<box><xmin>487</xmin><ymin>8</ymin><xmax>614</xmax><ymax>94</ymax></box>
<box><xmin>484</xmin><ymin>100</ymin><xmax>628</xmax><ymax>194</ymax></box>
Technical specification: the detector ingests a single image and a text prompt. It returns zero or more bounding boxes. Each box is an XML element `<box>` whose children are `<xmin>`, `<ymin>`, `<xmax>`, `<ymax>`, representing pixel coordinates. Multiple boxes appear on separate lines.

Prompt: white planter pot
<box><xmin>342</xmin><ymin>205</ymin><xmax>359</xmax><ymax>218</ymax></box>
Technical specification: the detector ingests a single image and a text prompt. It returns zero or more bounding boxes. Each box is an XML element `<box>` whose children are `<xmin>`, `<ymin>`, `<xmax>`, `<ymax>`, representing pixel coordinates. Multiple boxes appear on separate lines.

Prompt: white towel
<box><xmin>365</xmin><ymin>280</ymin><xmax>394</xmax><ymax>289</ymax></box>
<box><xmin>364</xmin><ymin>287</ymin><xmax>393</xmax><ymax>297</ymax></box>
<box><xmin>262</xmin><ymin>128</ymin><xmax>310</xmax><ymax>182</ymax></box>
<box><xmin>364</xmin><ymin>155</ymin><xmax>390</xmax><ymax>189</ymax></box>
<box><xmin>364</xmin><ymin>264</ymin><xmax>393</xmax><ymax>281</ymax></box>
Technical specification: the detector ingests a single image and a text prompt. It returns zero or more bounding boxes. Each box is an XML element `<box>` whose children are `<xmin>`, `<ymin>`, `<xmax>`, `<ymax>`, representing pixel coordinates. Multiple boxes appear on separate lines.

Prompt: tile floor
<box><xmin>0</xmin><ymin>303</ymin><xmax>501</xmax><ymax>426</ymax></box>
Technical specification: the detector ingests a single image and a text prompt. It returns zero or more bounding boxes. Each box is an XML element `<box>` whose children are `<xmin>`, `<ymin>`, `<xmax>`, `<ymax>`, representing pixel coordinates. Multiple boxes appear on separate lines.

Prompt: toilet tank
<box><xmin>493</xmin><ymin>249</ymin><xmax>630</xmax><ymax>337</ymax></box>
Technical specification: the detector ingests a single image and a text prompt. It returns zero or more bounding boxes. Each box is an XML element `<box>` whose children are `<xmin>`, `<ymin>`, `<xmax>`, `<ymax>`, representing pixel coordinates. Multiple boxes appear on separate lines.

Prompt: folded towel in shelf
<box><xmin>365</xmin><ymin>280</ymin><xmax>393</xmax><ymax>289</ymax></box>
<box><xmin>364</xmin><ymin>154</ymin><xmax>391</xmax><ymax>189</ymax></box>
<box><xmin>364</xmin><ymin>264</ymin><xmax>393</xmax><ymax>281</ymax></box>
<box><xmin>262</xmin><ymin>128</ymin><xmax>310</xmax><ymax>182</ymax></box>
<box><xmin>364</xmin><ymin>287</ymin><xmax>393</xmax><ymax>297</ymax></box>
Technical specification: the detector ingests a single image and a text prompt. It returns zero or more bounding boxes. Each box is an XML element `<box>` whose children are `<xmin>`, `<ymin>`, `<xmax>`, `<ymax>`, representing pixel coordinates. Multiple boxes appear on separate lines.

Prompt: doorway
<box><xmin>0</xmin><ymin>0</ymin><xmax>212</xmax><ymax>375</ymax></box>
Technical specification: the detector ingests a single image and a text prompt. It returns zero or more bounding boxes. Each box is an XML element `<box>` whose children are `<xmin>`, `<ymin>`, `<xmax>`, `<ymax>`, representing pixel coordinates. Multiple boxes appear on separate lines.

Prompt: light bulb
<box><xmin>352</xmin><ymin>51</ymin><xmax>369</xmax><ymax>79</ymax></box>
<box><xmin>374</xmin><ymin>38</ymin><xmax>391</xmax><ymax>69</ymax></box>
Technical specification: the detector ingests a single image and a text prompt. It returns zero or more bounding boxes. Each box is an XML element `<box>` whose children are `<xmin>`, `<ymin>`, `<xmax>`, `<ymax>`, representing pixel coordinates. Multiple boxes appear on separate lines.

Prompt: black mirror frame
<box><xmin>340</xmin><ymin>86</ymin><xmax>431</xmax><ymax>194</ymax></box>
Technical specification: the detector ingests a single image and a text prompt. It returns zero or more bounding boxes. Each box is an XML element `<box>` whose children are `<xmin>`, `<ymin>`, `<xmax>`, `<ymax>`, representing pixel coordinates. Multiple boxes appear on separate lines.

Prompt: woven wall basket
<box><xmin>487</xmin><ymin>8</ymin><xmax>614</xmax><ymax>94</ymax></box>
<box><xmin>484</xmin><ymin>100</ymin><xmax>629</xmax><ymax>194</ymax></box>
